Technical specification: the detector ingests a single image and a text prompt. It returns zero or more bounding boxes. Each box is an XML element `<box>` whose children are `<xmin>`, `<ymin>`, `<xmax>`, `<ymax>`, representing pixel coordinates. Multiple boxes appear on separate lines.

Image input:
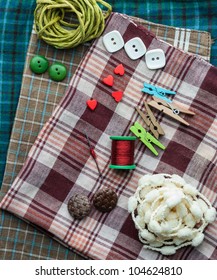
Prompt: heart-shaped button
<box><xmin>103</xmin><ymin>75</ymin><xmax>114</xmax><ymax>87</ymax></box>
<box><xmin>87</xmin><ymin>99</ymin><xmax>97</xmax><ymax>110</ymax></box>
<box><xmin>112</xmin><ymin>91</ymin><xmax>123</xmax><ymax>102</ymax></box>
<box><xmin>114</xmin><ymin>64</ymin><xmax>125</xmax><ymax>76</ymax></box>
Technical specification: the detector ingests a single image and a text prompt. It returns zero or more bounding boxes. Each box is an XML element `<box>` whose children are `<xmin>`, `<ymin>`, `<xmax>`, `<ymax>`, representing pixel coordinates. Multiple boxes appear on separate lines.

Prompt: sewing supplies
<box><xmin>136</xmin><ymin>102</ymin><xmax>164</xmax><ymax>139</ymax></box>
<box><xmin>68</xmin><ymin>194</ymin><xmax>91</xmax><ymax>220</ymax></box>
<box><xmin>142</xmin><ymin>83</ymin><xmax>176</xmax><ymax>103</ymax></box>
<box><xmin>128</xmin><ymin>173</ymin><xmax>216</xmax><ymax>255</ymax></box>
<box><xmin>114</xmin><ymin>64</ymin><xmax>125</xmax><ymax>76</ymax></box>
<box><xmin>103</xmin><ymin>30</ymin><xmax>124</xmax><ymax>53</ymax></box>
<box><xmin>34</xmin><ymin>0</ymin><xmax>112</xmax><ymax>49</ymax></box>
<box><xmin>109</xmin><ymin>136</ymin><xmax>137</xmax><ymax>169</ymax></box>
<box><xmin>124</xmin><ymin>37</ymin><xmax>147</xmax><ymax>60</ymax></box>
<box><xmin>85</xmin><ymin>133</ymin><xmax>101</xmax><ymax>175</ymax></box>
<box><xmin>86</xmin><ymin>99</ymin><xmax>98</xmax><ymax>110</ymax></box>
<box><xmin>30</xmin><ymin>55</ymin><xmax>68</xmax><ymax>81</ymax></box>
<box><xmin>68</xmin><ymin>188</ymin><xmax>118</xmax><ymax>220</ymax></box>
<box><xmin>130</xmin><ymin>122</ymin><xmax>165</xmax><ymax>156</ymax></box>
<box><xmin>148</xmin><ymin>96</ymin><xmax>195</xmax><ymax>126</ymax></box>
<box><xmin>102</xmin><ymin>65</ymin><xmax>125</xmax><ymax>102</ymax></box>
<box><xmin>30</xmin><ymin>55</ymin><xmax>49</xmax><ymax>74</ymax></box>
<box><xmin>112</xmin><ymin>91</ymin><xmax>123</xmax><ymax>102</ymax></box>
<box><xmin>93</xmin><ymin>188</ymin><xmax>118</xmax><ymax>212</ymax></box>
<box><xmin>145</xmin><ymin>49</ymin><xmax>166</xmax><ymax>70</ymax></box>
<box><xmin>48</xmin><ymin>62</ymin><xmax>67</xmax><ymax>81</ymax></box>
<box><xmin>102</xmin><ymin>30</ymin><xmax>167</xmax><ymax>66</ymax></box>
<box><xmin>103</xmin><ymin>75</ymin><xmax>114</xmax><ymax>86</ymax></box>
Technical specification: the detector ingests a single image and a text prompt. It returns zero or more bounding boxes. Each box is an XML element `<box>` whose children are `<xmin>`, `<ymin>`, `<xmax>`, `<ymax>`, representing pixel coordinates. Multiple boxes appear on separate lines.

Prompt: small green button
<box><xmin>48</xmin><ymin>62</ymin><xmax>67</xmax><ymax>81</ymax></box>
<box><xmin>30</xmin><ymin>55</ymin><xmax>49</xmax><ymax>74</ymax></box>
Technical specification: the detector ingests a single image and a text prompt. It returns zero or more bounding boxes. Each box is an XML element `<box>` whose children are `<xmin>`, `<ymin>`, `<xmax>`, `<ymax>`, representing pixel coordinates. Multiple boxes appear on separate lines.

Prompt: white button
<box><xmin>145</xmin><ymin>49</ymin><xmax>166</xmax><ymax>70</ymax></box>
<box><xmin>103</xmin><ymin>30</ymin><xmax>124</xmax><ymax>53</ymax></box>
<box><xmin>124</xmin><ymin>37</ymin><xmax>147</xmax><ymax>60</ymax></box>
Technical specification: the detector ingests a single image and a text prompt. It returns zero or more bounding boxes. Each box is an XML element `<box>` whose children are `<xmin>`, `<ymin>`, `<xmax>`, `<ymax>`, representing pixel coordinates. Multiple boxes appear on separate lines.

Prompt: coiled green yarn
<box><xmin>34</xmin><ymin>0</ymin><xmax>112</xmax><ymax>49</ymax></box>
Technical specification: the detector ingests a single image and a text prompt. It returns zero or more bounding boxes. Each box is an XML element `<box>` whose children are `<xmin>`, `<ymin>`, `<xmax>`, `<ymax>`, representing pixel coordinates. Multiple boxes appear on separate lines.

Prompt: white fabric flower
<box><xmin>129</xmin><ymin>173</ymin><xmax>216</xmax><ymax>255</ymax></box>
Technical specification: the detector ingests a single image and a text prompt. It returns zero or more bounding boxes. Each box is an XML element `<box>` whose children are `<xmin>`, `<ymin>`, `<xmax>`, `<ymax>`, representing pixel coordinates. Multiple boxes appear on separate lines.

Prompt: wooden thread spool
<box><xmin>109</xmin><ymin>136</ymin><xmax>137</xmax><ymax>170</ymax></box>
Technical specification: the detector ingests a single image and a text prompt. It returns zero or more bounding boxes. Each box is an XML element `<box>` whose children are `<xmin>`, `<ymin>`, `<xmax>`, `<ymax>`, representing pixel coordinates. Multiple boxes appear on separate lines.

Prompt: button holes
<box><xmin>135</xmin><ymin>49</ymin><xmax>138</xmax><ymax>52</ymax></box>
<box><xmin>111</xmin><ymin>38</ymin><xmax>114</xmax><ymax>41</ymax></box>
<box><xmin>152</xmin><ymin>58</ymin><xmax>155</xmax><ymax>61</ymax></box>
<box><xmin>138</xmin><ymin>129</ymin><xmax>141</xmax><ymax>133</ymax></box>
<box><xmin>156</xmin><ymin>57</ymin><xmax>160</xmax><ymax>60</ymax></box>
<box><xmin>57</xmin><ymin>72</ymin><xmax>60</xmax><ymax>75</ymax></box>
<box><xmin>113</xmin><ymin>42</ymin><xmax>116</xmax><ymax>45</ymax></box>
<box><xmin>56</xmin><ymin>68</ymin><xmax>58</xmax><ymax>71</ymax></box>
<box><xmin>37</xmin><ymin>61</ymin><xmax>40</xmax><ymax>63</ymax></box>
<box><xmin>132</xmin><ymin>45</ymin><xmax>136</xmax><ymax>48</ymax></box>
<box><xmin>38</xmin><ymin>65</ymin><xmax>41</xmax><ymax>68</ymax></box>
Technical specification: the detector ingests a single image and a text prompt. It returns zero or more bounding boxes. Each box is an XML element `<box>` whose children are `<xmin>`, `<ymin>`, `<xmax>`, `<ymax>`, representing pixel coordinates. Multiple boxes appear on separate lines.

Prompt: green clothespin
<box><xmin>130</xmin><ymin>122</ymin><xmax>166</xmax><ymax>156</ymax></box>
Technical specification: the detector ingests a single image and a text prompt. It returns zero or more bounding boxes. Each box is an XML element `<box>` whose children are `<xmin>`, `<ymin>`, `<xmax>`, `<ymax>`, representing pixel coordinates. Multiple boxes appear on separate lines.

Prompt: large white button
<box><xmin>103</xmin><ymin>30</ymin><xmax>124</xmax><ymax>53</ymax></box>
<box><xmin>145</xmin><ymin>49</ymin><xmax>166</xmax><ymax>70</ymax></box>
<box><xmin>124</xmin><ymin>37</ymin><xmax>147</xmax><ymax>60</ymax></box>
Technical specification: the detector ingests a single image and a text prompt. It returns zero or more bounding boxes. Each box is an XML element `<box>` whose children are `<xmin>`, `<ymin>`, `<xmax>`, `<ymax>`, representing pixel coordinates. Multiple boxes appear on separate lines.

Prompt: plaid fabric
<box><xmin>0</xmin><ymin>16</ymin><xmax>212</xmax><ymax>261</ymax></box>
<box><xmin>113</xmin><ymin>0</ymin><xmax>217</xmax><ymax>65</ymax></box>
<box><xmin>0</xmin><ymin>18</ymin><xmax>210</xmax><ymax>259</ymax></box>
<box><xmin>1</xmin><ymin>13</ymin><xmax>216</xmax><ymax>260</ymax></box>
<box><xmin>1</xmin><ymin>1</ymin><xmax>217</xmax><ymax>189</ymax></box>
<box><xmin>0</xmin><ymin>0</ymin><xmax>35</xmax><ymax>187</ymax></box>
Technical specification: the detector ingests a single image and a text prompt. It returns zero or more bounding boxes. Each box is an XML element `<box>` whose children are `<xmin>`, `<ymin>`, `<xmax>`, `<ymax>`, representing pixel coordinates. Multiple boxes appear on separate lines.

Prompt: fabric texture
<box><xmin>113</xmin><ymin>1</ymin><xmax>217</xmax><ymax>65</ymax></box>
<box><xmin>0</xmin><ymin>0</ymin><xmax>35</xmax><ymax>187</ymax></box>
<box><xmin>1</xmin><ymin>0</ymin><xmax>217</xmax><ymax>189</ymax></box>
<box><xmin>1</xmin><ymin>13</ymin><xmax>216</xmax><ymax>260</ymax></box>
<box><xmin>1</xmin><ymin>15</ymin><xmax>211</xmax><ymax>261</ymax></box>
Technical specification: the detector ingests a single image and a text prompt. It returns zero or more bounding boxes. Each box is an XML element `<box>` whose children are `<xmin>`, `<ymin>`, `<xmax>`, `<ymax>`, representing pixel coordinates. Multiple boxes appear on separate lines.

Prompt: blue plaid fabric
<box><xmin>113</xmin><ymin>1</ymin><xmax>217</xmax><ymax>64</ymax></box>
<box><xmin>0</xmin><ymin>0</ymin><xmax>35</xmax><ymax>187</ymax></box>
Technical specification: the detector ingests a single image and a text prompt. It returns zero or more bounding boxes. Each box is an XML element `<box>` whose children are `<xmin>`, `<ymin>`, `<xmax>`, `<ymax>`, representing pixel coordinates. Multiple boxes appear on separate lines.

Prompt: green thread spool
<box><xmin>109</xmin><ymin>136</ymin><xmax>137</xmax><ymax>170</ymax></box>
<box><xmin>34</xmin><ymin>0</ymin><xmax>112</xmax><ymax>49</ymax></box>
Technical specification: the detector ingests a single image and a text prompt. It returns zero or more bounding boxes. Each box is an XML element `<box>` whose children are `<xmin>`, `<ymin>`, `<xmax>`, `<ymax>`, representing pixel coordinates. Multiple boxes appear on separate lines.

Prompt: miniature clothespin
<box><xmin>130</xmin><ymin>122</ymin><xmax>166</xmax><ymax>156</ymax></box>
<box><xmin>136</xmin><ymin>102</ymin><xmax>165</xmax><ymax>139</ymax></box>
<box><xmin>148</xmin><ymin>97</ymin><xmax>195</xmax><ymax>126</ymax></box>
<box><xmin>141</xmin><ymin>83</ymin><xmax>176</xmax><ymax>103</ymax></box>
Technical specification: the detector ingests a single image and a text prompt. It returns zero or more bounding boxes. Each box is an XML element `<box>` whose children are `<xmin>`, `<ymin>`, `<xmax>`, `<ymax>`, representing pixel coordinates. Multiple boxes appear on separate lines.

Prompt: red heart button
<box><xmin>87</xmin><ymin>99</ymin><xmax>97</xmax><ymax>110</ymax></box>
<box><xmin>114</xmin><ymin>64</ymin><xmax>125</xmax><ymax>76</ymax></box>
<box><xmin>103</xmin><ymin>75</ymin><xmax>114</xmax><ymax>86</ymax></box>
<box><xmin>112</xmin><ymin>91</ymin><xmax>123</xmax><ymax>102</ymax></box>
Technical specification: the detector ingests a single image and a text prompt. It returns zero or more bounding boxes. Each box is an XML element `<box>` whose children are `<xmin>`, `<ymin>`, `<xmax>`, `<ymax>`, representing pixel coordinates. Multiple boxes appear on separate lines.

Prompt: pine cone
<box><xmin>93</xmin><ymin>188</ymin><xmax>118</xmax><ymax>213</ymax></box>
<box><xmin>67</xmin><ymin>194</ymin><xmax>91</xmax><ymax>220</ymax></box>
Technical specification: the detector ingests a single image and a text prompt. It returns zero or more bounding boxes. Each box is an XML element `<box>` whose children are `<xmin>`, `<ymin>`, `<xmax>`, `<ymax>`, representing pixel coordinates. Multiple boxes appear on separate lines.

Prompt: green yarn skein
<box><xmin>34</xmin><ymin>0</ymin><xmax>112</xmax><ymax>49</ymax></box>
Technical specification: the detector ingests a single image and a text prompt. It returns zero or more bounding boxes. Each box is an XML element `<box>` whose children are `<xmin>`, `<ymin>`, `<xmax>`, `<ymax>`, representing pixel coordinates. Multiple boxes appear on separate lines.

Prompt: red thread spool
<box><xmin>109</xmin><ymin>136</ymin><xmax>137</xmax><ymax>170</ymax></box>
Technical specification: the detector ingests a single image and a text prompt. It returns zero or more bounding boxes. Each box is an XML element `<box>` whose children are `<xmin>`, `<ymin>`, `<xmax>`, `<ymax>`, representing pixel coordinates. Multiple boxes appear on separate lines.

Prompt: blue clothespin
<box><xmin>141</xmin><ymin>83</ymin><xmax>176</xmax><ymax>103</ymax></box>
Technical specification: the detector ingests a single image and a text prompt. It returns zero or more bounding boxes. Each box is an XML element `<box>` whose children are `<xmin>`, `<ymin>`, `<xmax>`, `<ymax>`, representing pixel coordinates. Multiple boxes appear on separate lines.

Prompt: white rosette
<box><xmin>128</xmin><ymin>174</ymin><xmax>216</xmax><ymax>255</ymax></box>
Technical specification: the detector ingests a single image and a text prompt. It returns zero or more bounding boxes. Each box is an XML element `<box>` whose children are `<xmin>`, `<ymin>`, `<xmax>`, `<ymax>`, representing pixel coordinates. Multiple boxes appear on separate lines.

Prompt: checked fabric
<box><xmin>1</xmin><ymin>0</ymin><xmax>217</xmax><ymax>189</ymax></box>
<box><xmin>1</xmin><ymin>13</ymin><xmax>216</xmax><ymax>260</ymax></box>
<box><xmin>1</xmin><ymin>15</ymin><xmax>212</xmax><ymax>261</ymax></box>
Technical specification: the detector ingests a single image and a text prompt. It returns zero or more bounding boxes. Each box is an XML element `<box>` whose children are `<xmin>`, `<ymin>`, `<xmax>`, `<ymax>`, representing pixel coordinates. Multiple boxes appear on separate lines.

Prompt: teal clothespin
<box><xmin>130</xmin><ymin>122</ymin><xmax>166</xmax><ymax>156</ymax></box>
<box><xmin>141</xmin><ymin>83</ymin><xmax>176</xmax><ymax>103</ymax></box>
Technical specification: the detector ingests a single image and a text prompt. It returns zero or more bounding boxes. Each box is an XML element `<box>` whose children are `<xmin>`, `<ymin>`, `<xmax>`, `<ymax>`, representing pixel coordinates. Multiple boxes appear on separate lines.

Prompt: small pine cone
<box><xmin>93</xmin><ymin>188</ymin><xmax>118</xmax><ymax>213</ymax></box>
<box><xmin>68</xmin><ymin>194</ymin><xmax>91</xmax><ymax>220</ymax></box>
